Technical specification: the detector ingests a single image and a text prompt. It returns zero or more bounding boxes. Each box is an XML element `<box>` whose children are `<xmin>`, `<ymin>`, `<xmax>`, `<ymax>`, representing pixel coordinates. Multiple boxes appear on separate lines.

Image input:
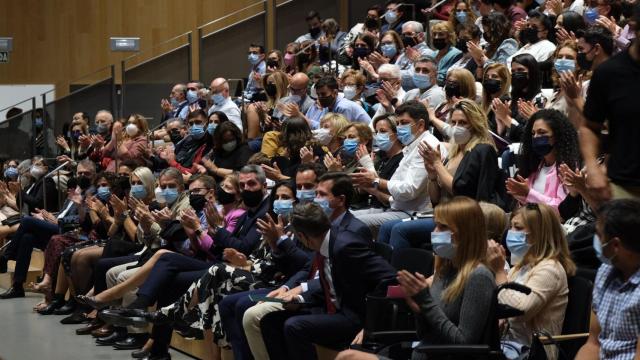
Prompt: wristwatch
<box><xmin>194</xmin><ymin>228</ymin><xmax>203</xmax><ymax>237</ymax></box>
<box><xmin>372</xmin><ymin>178</ymin><xmax>381</xmax><ymax>189</ymax></box>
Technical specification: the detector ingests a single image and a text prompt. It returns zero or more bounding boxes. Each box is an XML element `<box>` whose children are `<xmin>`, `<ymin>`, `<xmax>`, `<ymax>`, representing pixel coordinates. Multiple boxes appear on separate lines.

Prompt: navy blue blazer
<box><xmin>210</xmin><ymin>196</ymin><xmax>270</xmax><ymax>257</ymax></box>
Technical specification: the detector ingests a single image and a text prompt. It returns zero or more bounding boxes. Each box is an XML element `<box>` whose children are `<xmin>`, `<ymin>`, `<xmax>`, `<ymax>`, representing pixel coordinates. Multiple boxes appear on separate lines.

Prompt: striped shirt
<box><xmin>592</xmin><ymin>263</ymin><xmax>640</xmax><ymax>360</ymax></box>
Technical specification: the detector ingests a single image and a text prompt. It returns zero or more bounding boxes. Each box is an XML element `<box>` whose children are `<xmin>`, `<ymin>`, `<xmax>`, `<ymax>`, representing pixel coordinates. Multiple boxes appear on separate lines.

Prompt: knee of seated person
<box><xmin>242</xmin><ymin>305</ymin><xmax>262</xmax><ymax>327</ymax></box>
<box><xmin>336</xmin><ymin>349</ymin><xmax>373</xmax><ymax>360</ymax></box>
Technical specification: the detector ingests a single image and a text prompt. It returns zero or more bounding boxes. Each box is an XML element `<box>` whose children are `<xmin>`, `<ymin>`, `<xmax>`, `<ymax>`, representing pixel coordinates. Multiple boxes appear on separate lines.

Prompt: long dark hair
<box><xmin>212</xmin><ymin>121</ymin><xmax>244</xmax><ymax>154</ymax></box>
<box><xmin>517</xmin><ymin>109</ymin><xmax>580</xmax><ymax>178</ymax></box>
<box><xmin>558</xmin><ymin>11</ymin><xmax>586</xmax><ymax>35</ymax></box>
<box><xmin>279</xmin><ymin>117</ymin><xmax>312</xmax><ymax>160</ymax></box>
<box><xmin>511</xmin><ymin>54</ymin><xmax>541</xmax><ymax>101</ymax></box>
<box><xmin>481</xmin><ymin>12</ymin><xmax>511</xmax><ymax>58</ymax></box>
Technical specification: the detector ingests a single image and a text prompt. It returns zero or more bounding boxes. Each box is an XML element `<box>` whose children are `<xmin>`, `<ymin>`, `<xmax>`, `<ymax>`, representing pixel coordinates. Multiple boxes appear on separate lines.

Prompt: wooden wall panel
<box><xmin>0</xmin><ymin>0</ymin><xmax>264</xmax><ymax>99</ymax></box>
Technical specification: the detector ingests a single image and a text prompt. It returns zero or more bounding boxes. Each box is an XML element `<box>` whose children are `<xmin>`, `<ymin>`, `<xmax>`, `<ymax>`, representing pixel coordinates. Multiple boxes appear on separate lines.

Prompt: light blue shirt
<box><xmin>305</xmin><ymin>95</ymin><xmax>371</xmax><ymax>129</ymax></box>
<box><xmin>244</xmin><ymin>60</ymin><xmax>266</xmax><ymax>100</ymax></box>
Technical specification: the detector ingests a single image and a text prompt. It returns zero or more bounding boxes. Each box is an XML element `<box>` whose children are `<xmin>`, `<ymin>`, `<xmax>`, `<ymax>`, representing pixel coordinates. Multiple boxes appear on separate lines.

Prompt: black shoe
<box><xmin>37</xmin><ymin>297</ymin><xmax>66</xmax><ymax>315</ymax></box>
<box><xmin>99</xmin><ymin>308</ymin><xmax>165</xmax><ymax>328</ymax></box>
<box><xmin>75</xmin><ymin>318</ymin><xmax>104</xmax><ymax>335</ymax></box>
<box><xmin>0</xmin><ymin>287</ymin><xmax>25</xmax><ymax>299</ymax></box>
<box><xmin>76</xmin><ymin>295</ymin><xmax>108</xmax><ymax>310</ymax></box>
<box><xmin>53</xmin><ymin>299</ymin><xmax>77</xmax><ymax>315</ymax></box>
<box><xmin>113</xmin><ymin>333</ymin><xmax>149</xmax><ymax>350</ymax></box>
<box><xmin>132</xmin><ymin>348</ymin><xmax>150</xmax><ymax>359</ymax></box>
<box><xmin>95</xmin><ymin>329</ymin><xmax>128</xmax><ymax>346</ymax></box>
<box><xmin>60</xmin><ymin>311</ymin><xmax>89</xmax><ymax>325</ymax></box>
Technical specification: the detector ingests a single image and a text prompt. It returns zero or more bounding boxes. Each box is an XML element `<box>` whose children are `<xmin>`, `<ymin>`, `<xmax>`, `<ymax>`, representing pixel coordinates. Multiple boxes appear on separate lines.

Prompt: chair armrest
<box><xmin>368</xmin><ymin>330</ymin><xmax>418</xmax><ymax>344</ymax></box>
<box><xmin>414</xmin><ymin>344</ymin><xmax>492</xmax><ymax>354</ymax></box>
<box><xmin>536</xmin><ymin>333</ymin><xmax>589</xmax><ymax>345</ymax></box>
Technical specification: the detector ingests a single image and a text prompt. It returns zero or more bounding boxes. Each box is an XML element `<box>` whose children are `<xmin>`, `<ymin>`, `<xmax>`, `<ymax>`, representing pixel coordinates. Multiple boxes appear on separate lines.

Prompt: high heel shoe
<box><xmin>76</xmin><ymin>295</ymin><xmax>108</xmax><ymax>310</ymax></box>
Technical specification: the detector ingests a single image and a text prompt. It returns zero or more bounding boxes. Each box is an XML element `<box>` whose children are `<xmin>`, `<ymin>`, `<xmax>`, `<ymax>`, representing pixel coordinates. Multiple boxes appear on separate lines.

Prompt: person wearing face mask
<box><xmin>311</xmin><ymin>112</ymin><xmax>350</xmax><ymax>161</ymax></box>
<box><xmin>85</xmin><ymin>110</ymin><xmax>114</xmax><ymax>166</ymax></box>
<box><xmin>295</xmin><ymin>10</ymin><xmax>325</xmax><ymax>43</ymax></box>
<box><xmin>575</xmin><ymin>26</ymin><xmax>614</xmax><ymax>73</ymax></box>
<box><xmin>56</xmin><ymin>122</ymin><xmax>89</xmax><ymax>160</ymax></box>
<box><xmin>404</xmin><ymin>56</ymin><xmax>447</xmax><ymax>109</ymax></box>
<box><xmin>317</xmin><ymin>18</ymin><xmax>348</xmax><ymax>66</ymax></box>
<box><xmin>273</xmin><ymin>72</ymin><xmax>315</xmax><ymax>123</ymax></box>
<box><xmin>160</xmin><ymin>83</ymin><xmax>189</xmax><ymax>121</ymax></box>
<box><xmin>245</xmin><ymin>71</ymin><xmax>289</xmax><ymax>141</ymax></box>
<box><xmin>546</xmin><ymin>40</ymin><xmax>588</xmax><ymax>116</ymax></box>
<box><xmin>283</xmin><ymin>42</ymin><xmax>301</xmax><ymax>75</ymax></box>
<box><xmin>31</xmin><ymin>108</ymin><xmax>56</xmax><ymax>157</ymax></box>
<box><xmin>394</xmin><ymin>21</ymin><xmax>437</xmax><ymax>90</ymax></box>
<box><xmin>573</xmin><ymin>199</ymin><xmax>640</xmax><ymax>360</ymax></box>
<box><xmin>326</xmin><ymin>123</ymin><xmax>373</xmax><ymax>176</ymax></box>
<box><xmin>381</xmin><ymin>1</ymin><xmax>406</xmax><ymax>34</ymax></box>
<box><xmin>101</xmin><ymin>114</ymin><xmax>150</xmax><ymax>173</ymax></box>
<box><xmin>448</xmin><ymin>24</ymin><xmax>483</xmax><ymax>75</ymax></box>
<box><xmin>339</xmin><ymin>70</ymin><xmax>371</xmax><ymax>113</ymax></box>
<box><xmin>432</xmin><ymin>68</ymin><xmax>477</xmax><ymax>126</ymax></box>
<box><xmin>186</xmin><ymin>81</ymin><xmax>204</xmax><ymax>110</ymax></box>
<box><xmin>469</xmin><ymin>12</ymin><xmax>518</xmax><ymax>79</ymax></box>
<box><xmin>481</xmin><ymin>64</ymin><xmax>512</xmax><ymax>140</ymax></box>
<box><xmin>492</xmin><ymin>54</ymin><xmax>547</xmax><ymax>143</ymax></box>
<box><xmin>423</xmin><ymin>99</ymin><xmax>503</xmax><ymax>207</ymax></box>
<box><xmin>207</xmin><ymin>77</ymin><xmax>243</xmax><ymax>132</ymax></box>
<box><xmin>352</xmin><ymin>101</ymin><xmax>445</xmax><ymax>232</ymax></box>
<box><xmin>350</xmin><ymin>114</ymin><xmax>405</xmax><ymax>211</ymax></box>
<box><xmin>160</xmin><ymin>111</ymin><xmax>213</xmax><ymax>175</ymax></box>
<box><xmin>244</xmin><ymin>44</ymin><xmax>267</xmax><ymax>102</ymax></box>
<box><xmin>507</xmin><ymin>10</ymin><xmax>557</xmax><ymax>65</ymax></box>
<box><xmin>12</xmin><ymin>156</ymin><xmax>58</xmax><ymax>213</ymax></box>
<box><xmin>201</xmin><ymin>121</ymin><xmax>254</xmax><ymax>183</ymax></box>
<box><xmin>370</xmin><ymin>64</ymin><xmax>407</xmax><ymax>120</ymax></box>
<box><xmin>431</xmin><ymin>22</ymin><xmax>464</xmax><ymax>86</ymax></box>
<box><xmin>350</xmin><ymin>32</ymin><xmax>378</xmax><ymax>71</ymax></box>
<box><xmin>293</xmin><ymin>162</ymin><xmax>325</xmax><ymax>204</ymax></box>
<box><xmin>302</xmin><ymin>75</ymin><xmax>372</xmax><ymax>129</ymax></box>
<box><xmin>507</xmin><ymin>109</ymin><xmax>580</xmax><ymax>210</ymax></box>
<box><xmin>486</xmin><ymin>203</ymin><xmax>576</xmax><ymax>360</ymax></box>
<box><xmin>448</xmin><ymin>0</ymin><xmax>477</xmax><ymax>30</ymax></box>
<box><xmin>342</xmin><ymin>196</ymin><xmax>496</xmax><ymax>360</ymax></box>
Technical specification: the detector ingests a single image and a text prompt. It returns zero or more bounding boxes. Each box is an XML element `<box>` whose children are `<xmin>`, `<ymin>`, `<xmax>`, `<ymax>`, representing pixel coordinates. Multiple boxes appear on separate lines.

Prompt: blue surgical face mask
<box><xmin>211</xmin><ymin>93</ymin><xmax>225</xmax><ymax>105</ymax></box>
<box><xmin>342</xmin><ymin>138</ymin><xmax>359</xmax><ymax>156</ymax></box>
<box><xmin>96</xmin><ymin>186</ymin><xmax>111</xmax><ymax>202</ymax></box>
<box><xmin>130</xmin><ymin>184</ymin><xmax>147</xmax><ymax>200</ymax></box>
<box><xmin>4</xmin><ymin>166</ymin><xmax>18</xmax><ymax>180</ymax></box>
<box><xmin>273</xmin><ymin>199</ymin><xmax>295</xmax><ymax>217</ymax></box>
<box><xmin>314</xmin><ymin>197</ymin><xmax>334</xmax><ymax>217</ymax></box>
<box><xmin>296</xmin><ymin>189</ymin><xmax>316</xmax><ymax>203</ymax></box>
<box><xmin>375</xmin><ymin>132</ymin><xmax>394</xmax><ymax>152</ymax></box>
<box><xmin>455</xmin><ymin>10</ymin><xmax>468</xmax><ymax>24</ymax></box>
<box><xmin>190</xmin><ymin>124</ymin><xmax>206</xmax><ymax>139</ymax></box>
<box><xmin>431</xmin><ymin>231</ymin><xmax>455</xmax><ymax>259</ymax></box>
<box><xmin>380</xmin><ymin>43</ymin><xmax>398</xmax><ymax>58</ymax></box>
<box><xmin>412</xmin><ymin>72</ymin><xmax>432</xmax><ymax>89</ymax></box>
<box><xmin>207</xmin><ymin>123</ymin><xmax>217</xmax><ymax>135</ymax></box>
<box><xmin>170</xmin><ymin>97</ymin><xmax>180</xmax><ymax>107</ymax></box>
<box><xmin>163</xmin><ymin>188</ymin><xmax>179</xmax><ymax>205</ymax></box>
<box><xmin>97</xmin><ymin>123</ymin><xmax>110</xmax><ymax>134</ymax></box>
<box><xmin>384</xmin><ymin>10</ymin><xmax>398</xmax><ymax>24</ymax></box>
<box><xmin>593</xmin><ymin>234</ymin><xmax>614</xmax><ymax>265</ymax></box>
<box><xmin>35</xmin><ymin>117</ymin><xmax>44</xmax><ymax>128</ymax></box>
<box><xmin>585</xmin><ymin>7</ymin><xmax>599</xmax><ymax>24</ymax></box>
<box><xmin>186</xmin><ymin>90</ymin><xmax>199</xmax><ymax>104</ymax></box>
<box><xmin>506</xmin><ymin>230</ymin><xmax>530</xmax><ymax>262</ymax></box>
<box><xmin>248</xmin><ymin>53</ymin><xmax>261</xmax><ymax>65</ymax></box>
<box><xmin>554</xmin><ymin>58</ymin><xmax>576</xmax><ymax>73</ymax></box>
<box><xmin>396</xmin><ymin>123</ymin><xmax>416</xmax><ymax>145</ymax></box>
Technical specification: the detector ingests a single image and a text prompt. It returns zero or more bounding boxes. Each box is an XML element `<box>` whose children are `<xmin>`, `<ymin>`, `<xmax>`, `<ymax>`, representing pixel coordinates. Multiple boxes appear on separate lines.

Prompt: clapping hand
<box><xmin>323</xmin><ymin>152</ymin><xmax>343</xmax><ymax>172</ymax></box>
<box><xmin>350</xmin><ymin>168</ymin><xmax>377</xmax><ymax>188</ymax></box>
<box><xmin>487</xmin><ymin>239</ymin><xmax>507</xmax><ymax>273</ymax></box>
<box><xmin>56</xmin><ymin>136</ymin><xmax>70</xmax><ymax>151</ymax></box>
<box><xmin>559</xmin><ymin>163</ymin><xmax>586</xmax><ymax>195</ymax></box>
<box><xmin>204</xmin><ymin>202</ymin><xmax>223</xmax><ymax>228</ymax></box>
<box><xmin>397</xmin><ymin>270</ymin><xmax>431</xmax><ymax>312</ymax></box>
<box><xmin>517</xmin><ymin>99</ymin><xmax>538</xmax><ymax>120</ymax></box>
<box><xmin>261</xmin><ymin>162</ymin><xmax>285</xmax><ymax>181</ymax></box>
<box><xmin>109</xmin><ymin>195</ymin><xmax>128</xmax><ymax>217</ymax></box>
<box><xmin>180</xmin><ymin>208</ymin><xmax>201</xmax><ymax>232</ymax></box>
<box><xmin>223</xmin><ymin>248</ymin><xmax>248</xmax><ymax>267</ymax></box>
<box><xmin>256</xmin><ymin>214</ymin><xmax>286</xmax><ymax>250</ymax></box>
<box><xmin>151</xmin><ymin>207</ymin><xmax>173</xmax><ymax>224</ymax></box>
<box><xmin>506</xmin><ymin>175</ymin><xmax>530</xmax><ymax>198</ymax></box>
<box><xmin>299</xmin><ymin>146</ymin><xmax>317</xmax><ymax>163</ymax></box>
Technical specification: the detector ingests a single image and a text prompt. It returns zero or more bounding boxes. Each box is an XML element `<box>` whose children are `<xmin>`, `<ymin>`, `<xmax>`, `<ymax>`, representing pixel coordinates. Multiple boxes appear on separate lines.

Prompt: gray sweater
<box><xmin>413</xmin><ymin>265</ymin><xmax>496</xmax><ymax>346</ymax></box>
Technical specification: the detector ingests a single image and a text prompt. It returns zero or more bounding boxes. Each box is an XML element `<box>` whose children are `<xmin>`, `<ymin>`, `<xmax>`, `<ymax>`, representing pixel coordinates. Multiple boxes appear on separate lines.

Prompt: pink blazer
<box><xmin>519</xmin><ymin>164</ymin><xmax>568</xmax><ymax>210</ymax></box>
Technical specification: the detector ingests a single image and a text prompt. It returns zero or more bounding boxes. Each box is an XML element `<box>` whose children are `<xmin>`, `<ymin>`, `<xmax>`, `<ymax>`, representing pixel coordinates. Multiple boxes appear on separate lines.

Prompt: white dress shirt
<box><xmin>507</xmin><ymin>39</ymin><xmax>557</xmax><ymax>67</ymax></box>
<box><xmin>208</xmin><ymin>97</ymin><xmax>243</xmax><ymax>132</ymax></box>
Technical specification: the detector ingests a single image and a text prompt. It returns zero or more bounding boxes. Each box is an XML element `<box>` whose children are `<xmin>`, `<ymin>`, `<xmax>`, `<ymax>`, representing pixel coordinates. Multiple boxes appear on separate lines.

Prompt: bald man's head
<box><xmin>289</xmin><ymin>73</ymin><xmax>309</xmax><ymax>98</ymax></box>
<box><xmin>171</xmin><ymin>84</ymin><xmax>187</xmax><ymax>102</ymax></box>
<box><xmin>210</xmin><ymin>78</ymin><xmax>230</xmax><ymax>98</ymax></box>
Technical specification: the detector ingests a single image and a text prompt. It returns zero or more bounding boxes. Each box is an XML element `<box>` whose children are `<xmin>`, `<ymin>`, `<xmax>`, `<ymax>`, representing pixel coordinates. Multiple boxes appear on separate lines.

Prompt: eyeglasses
<box><xmin>187</xmin><ymin>188</ymin><xmax>209</xmax><ymax>195</ymax></box>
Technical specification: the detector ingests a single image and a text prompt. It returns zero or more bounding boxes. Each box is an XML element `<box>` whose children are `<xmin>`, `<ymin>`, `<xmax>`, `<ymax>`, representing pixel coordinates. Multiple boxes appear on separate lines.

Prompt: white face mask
<box><xmin>126</xmin><ymin>123</ymin><xmax>139</xmax><ymax>137</ymax></box>
<box><xmin>222</xmin><ymin>140</ymin><xmax>237</xmax><ymax>152</ymax></box>
<box><xmin>313</xmin><ymin>128</ymin><xmax>333</xmax><ymax>145</ymax></box>
<box><xmin>343</xmin><ymin>86</ymin><xmax>357</xmax><ymax>100</ymax></box>
<box><xmin>30</xmin><ymin>166</ymin><xmax>46</xmax><ymax>179</ymax></box>
<box><xmin>451</xmin><ymin>125</ymin><xmax>472</xmax><ymax>144</ymax></box>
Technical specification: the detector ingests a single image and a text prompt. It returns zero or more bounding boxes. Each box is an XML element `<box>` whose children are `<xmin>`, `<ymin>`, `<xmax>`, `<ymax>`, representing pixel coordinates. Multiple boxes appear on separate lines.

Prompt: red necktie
<box><xmin>314</xmin><ymin>252</ymin><xmax>336</xmax><ymax>314</ymax></box>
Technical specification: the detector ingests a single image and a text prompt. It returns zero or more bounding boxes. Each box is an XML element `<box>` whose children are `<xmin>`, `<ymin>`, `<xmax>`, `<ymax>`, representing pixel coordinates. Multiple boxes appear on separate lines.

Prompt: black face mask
<box><xmin>318</xmin><ymin>95</ymin><xmax>335</xmax><ymax>108</ymax></box>
<box><xmin>353</xmin><ymin>47</ymin><xmax>371</xmax><ymax>59</ymax></box>
<box><xmin>241</xmin><ymin>188</ymin><xmax>264</xmax><ymax>208</ymax></box>
<box><xmin>78</xmin><ymin>176</ymin><xmax>92</xmax><ymax>190</ymax></box>
<box><xmin>365</xmin><ymin>17</ymin><xmax>379</xmax><ymax>29</ymax></box>
<box><xmin>576</xmin><ymin>51</ymin><xmax>593</xmax><ymax>71</ymax></box>
<box><xmin>433</xmin><ymin>38</ymin><xmax>448</xmax><ymax>50</ymax></box>
<box><xmin>444</xmin><ymin>82</ymin><xmax>461</xmax><ymax>98</ymax></box>
<box><xmin>402</xmin><ymin>35</ymin><xmax>418</xmax><ymax>47</ymax></box>
<box><xmin>483</xmin><ymin>78</ymin><xmax>502</xmax><ymax>95</ymax></box>
<box><xmin>189</xmin><ymin>193</ymin><xmax>207</xmax><ymax>212</ymax></box>
<box><xmin>532</xmin><ymin>135</ymin><xmax>554</xmax><ymax>157</ymax></box>
<box><xmin>266</xmin><ymin>59</ymin><xmax>279</xmax><ymax>69</ymax></box>
<box><xmin>169</xmin><ymin>130</ymin><xmax>183</xmax><ymax>144</ymax></box>
<box><xmin>520</xmin><ymin>27</ymin><xmax>539</xmax><ymax>44</ymax></box>
<box><xmin>456</xmin><ymin>39</ymin><xmax>469</xmax><ymax>53</ymax></box>
<box><xmin>265</xmin><ymin>83</ymin><xmax>278</xmax><ymax>97</ymax></box>
<box><xmin>309</xmin><ymin>27</ymin><xmax>321</xmax><ymax>38</ymax></box>
<box><xmin>511</xmin><ymin>72</ymin><xmax>529</xmax><ymax>90</ymax></box>
<box><xmin>216</xmin><ymin>186</ymin><xmax>236</xmax><ymax>205</ymax></box>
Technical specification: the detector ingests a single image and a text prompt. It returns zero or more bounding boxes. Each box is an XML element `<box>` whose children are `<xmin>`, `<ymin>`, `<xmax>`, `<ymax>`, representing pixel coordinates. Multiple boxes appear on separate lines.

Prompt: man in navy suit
<box><xmin>258</xmin><ymin>192</ymin><xmax>396</xmax><ymax>359</ymax></box>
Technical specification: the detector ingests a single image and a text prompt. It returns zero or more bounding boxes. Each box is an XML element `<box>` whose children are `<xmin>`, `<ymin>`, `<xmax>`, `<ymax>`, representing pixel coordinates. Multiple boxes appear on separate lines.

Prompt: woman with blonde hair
<box><xmin>339</xmin><ymin>196</ymin><xmax>497</xmax><ymax>360</ymax></box>
<box><xmin>102</xmin><ymin>114</ymin><xmax>150</xmax><ymax>172</ymax></box>
<box><xmin>431</xmin><ymin>22</ymin><xmax>463</xmax><ymax>86</ymax></box>
<box><xmin>421</xmin><ymin>99</ymin><xmax>502</xmax><ymax>207</ymax></box>
<box><xmin>431</xmin><ymin>68</ymin><xmax>476</xmax><ymax>123</ymax></box>
<box><xmin>480</xmin><ymin>63</ymin><xmax>512</xmax><ymax>137</ymax></box>
<box><xmin>487</xmin><ymin>202</ymin><xmax>576</xmax><ymax>360</ymax></box>
<box><xmin>245</xmin><ymin>71</ymin><xmax>290</xmax><ymax>141</ymax></box>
